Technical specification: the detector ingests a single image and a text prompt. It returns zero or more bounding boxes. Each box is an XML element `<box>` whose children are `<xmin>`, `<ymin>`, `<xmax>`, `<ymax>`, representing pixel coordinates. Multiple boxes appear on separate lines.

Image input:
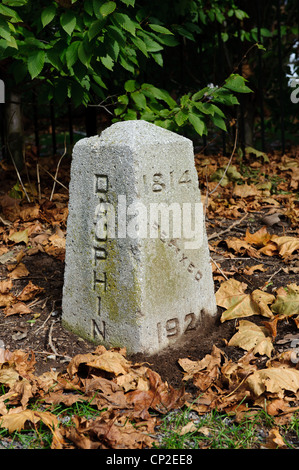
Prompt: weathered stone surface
<box><xmin>62</xmin><ymin>120</ymin><xmax>217</xmax><ymax>354</ymax></box>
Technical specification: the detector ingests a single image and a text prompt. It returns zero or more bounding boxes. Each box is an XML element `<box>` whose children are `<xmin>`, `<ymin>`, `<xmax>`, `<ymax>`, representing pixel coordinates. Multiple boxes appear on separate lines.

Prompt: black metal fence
<box><xmin>0</xmin><ymin>0</ymin><xmax>297</xmax><ymax>162</ymax></box>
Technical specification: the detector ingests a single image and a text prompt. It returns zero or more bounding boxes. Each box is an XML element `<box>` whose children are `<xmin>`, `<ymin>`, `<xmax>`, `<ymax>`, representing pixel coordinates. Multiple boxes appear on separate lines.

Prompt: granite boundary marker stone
<box><xmin>62</xmin><ymin>120</ymin><xmax>217</xmax><ymax>355</ymax></box>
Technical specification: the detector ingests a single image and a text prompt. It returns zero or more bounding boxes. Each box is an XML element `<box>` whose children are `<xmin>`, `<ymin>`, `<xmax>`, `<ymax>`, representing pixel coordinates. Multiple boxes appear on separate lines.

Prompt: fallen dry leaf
<box><xmin>265</xmin><ymin>398</ymin><xmax>291</xmax><ymax>416</ymax></box>
<box><xmin>250</xmin><ymin>289</ymin><xmax>275</xmax><ymax>318</ymax></box>
<box><xmin>0</xmin><ymin>348</ymin><xmax>13</xmax><ymax>364</ymax></box>
<box><xmin>4</xmin><ymin>302</ymin><xmax>32</xmax><ymax>316</ymax></box>
<box><xmin>197</xmin><ymin>426</ymin><xmax>211</xmax><ymax>437</ymax></box>
<box><xmin>126</xmin><ymin>369</ymin><xmax>187</xmax><ymax>416</ymax></box>
<box><xmin>17</xmin><ymin>281</ymin><xmax>43</xmax><ymax>301</ymax></box>
<box><xmin>0</xmin><ymin>279</ymin><xmax>13</xmax><ymax>293</ymax></box>
<box><xmin>0</xmin><ymin>409</ymin><xmax>59</xmax><ymax>434</ymax></box>
<box><xmin>18</xmin><ymin>204</ymin><xmax>40</xmax><ymax>221</ymax></box>
<box><xmin>271</xmin><ymin>235</ymin><xmax>299</xmax><ymax>259</ymax></box>
<box><xmin>86</xmin><ymin>350</ymin><xmax>131</xmax><ymax>376</ymax></box>
<box><xmin>246</xmin><ymin>368</ymin><xmax>299</xmax><ymax>398</ymax></box>
<box><xmin>228</xmin><ymin>320</ymin><xmax>274</xmax><ymax>357</ymax></box>
<box><xmin>64</xmin><ymin>412</ymin><xmax>156</xmax><ymax>449</ymax></box>
<box><xmin>10</xmin><ymin>378</ymin><xmax>34</xmax><ymax>409</ymax></box>
<box><xmin>262</xmin><ymin>315</ymin><xmax>281</xmax><ymax>338</ymax></box>
<box><xmin>265</xmin><ymin>428</ymin><xmax>287</xmax><ymax>449</ymax></box>
<box><xmin>216</xmin><ymin>279</ymin><xmax>277</xmax><ymax>322</ymax></box>
<box><xmin>259</xmin><ymin>241</ymin><xmax>279</xmax><ymax>256</ymax></box>
<box><xmin>223</xmin><ymin>226</ymin><xmax>299</xmax><ymax>260</ymax></box>
<box><xmin>243</xmin><ymin>264</ymin><xmax>266</xmax><ymax>275</ymax></box>
<box><xmin>45</xmin><ymin>392</ymin><xmax>86</xmax><ymax>407</ymax></box>
<box><xmin>115</xmin><ymin>366</ymin><xmax>150</xmax><ymax>392</ymax></box>
<box><xmin>7</xmin><ymin>263</ymin><xmax>29</xmax><ymax>279</ymax></box>
<box><xmin>220</xmin><ymin>350</ymin><xmax>258</xmax><ymax>389</ymax></box>
<box><xmin>178</xmin><ymin>421</ymin><xmax>197</xmax><ymax>435</ymax></box>
<box><xmin>0</xmin><ymin>368</ymin><xmax>19</xmax><ymax>388</ymax></box>
<box><xmin>224</xmin><ymin>238</ymin><xmax>260</xmax><ymax>258</ymax></box>
<box><xmin>48</xmin><ymin>232</ymin><xmax>66</xmax><ymax>249</ymax></box>
<box><xmin>216</xmin><ymin>279</ymin><xmax>260</xmax><ymax>322</ymax></box>
<box><xmin>8</xmin><ymin>229</ymin><xmax>29</xmax><ymax>245</ymax></box>
<box><xmin>234</xmin><ymin>183</ymin><xmax>260</xmax><ymax>198</ymax></box>
<box><xmin>216</xmin><ymin>278</ymin><xmax>248</xmax><ymax>310</ymax></box>
<box><xmin>244</xmin><ymin>226</ymin><xmax>272</xmax><ymax>247</ymax></box>
<box><xmin>0</xmin><ymin>292</ymin><xmax>16</xmax><ymax>307</ymax></box>
<box><xmin>66</xmin><ymin>352</ymin><xmax>101</xmax><ymax>378</ymax></box>
<box><xmin>179</xmin><ymin>345</ymin><xmax>224</xmax><ymax>391</ymax></box>
<box><xmin>272</xmin><ymin>284</ymin><xmax>299</xmax><ymax>317</ymax></box>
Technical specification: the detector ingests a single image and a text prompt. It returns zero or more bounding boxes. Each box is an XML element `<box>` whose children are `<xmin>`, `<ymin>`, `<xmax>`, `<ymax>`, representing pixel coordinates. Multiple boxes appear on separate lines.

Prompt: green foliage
<box><xmin>0</xmin><ymin>0</ymin><xmax>259</xmax><ymax>137</ymax></box>
<box><xmin>114</xmin><ymin>75</ymin><xmax>251</xmax><ymax>136</ymax></box>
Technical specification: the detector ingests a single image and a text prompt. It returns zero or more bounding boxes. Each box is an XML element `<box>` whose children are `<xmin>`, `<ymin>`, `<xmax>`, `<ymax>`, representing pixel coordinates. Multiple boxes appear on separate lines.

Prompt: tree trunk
<box><xmin>5</xmin><ymin>90</ymin><xmax>24</xmax><ymax>171</ymax></box>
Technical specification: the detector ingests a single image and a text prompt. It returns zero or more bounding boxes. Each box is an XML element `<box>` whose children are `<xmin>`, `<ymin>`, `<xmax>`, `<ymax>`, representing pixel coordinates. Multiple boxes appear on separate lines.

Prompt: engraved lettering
<box><xmin>157</xmin><ymin>312</ymin><xmax>198</xmax><ymax>345</ymax></box>
<box><xmin>160</xmin><ymin>230</ymin><xmax>167</xmax><ymax>242</ymax></box>
<box><xmin>92</xmin><ymin>319</ymin><xmax>106</xmax><ymax>340</ymax></box>
<box><xmin>152</xmin><ymin>221</ymin><xmax>202</xmax><ymax>282</ymax></box>
<box><xmin>166</xmin><ymin>318</ymin><xmax>180</xmax><ymax>338</ymax></box>
<box><xmin>168</xmin><ymin>238</ymin><xmax>176</xmax><ymax>247</ymax></box>
<box><xmin>143</xmin><ymin>170</ymin><xmax>193</xmax><ymax>193</ymax></box>
<box><xmin>94</xmin><ymin>271</ymin><xmax>106</xmax><ymax>292</ymax></box>
<box><xmin>184</xmin><ymin>313</ymin><xmax>196</xmax><ymax>332</ymax></box>
<box><xmin>152</xmin><ymin>173</ymin><xmax>165</xmax><ymax>192</ymax></box>
<box><xmin>169</xmin><ymin>170</ymin><xmax>174</xmax><ymax>188</ymax></box>
<box><xmin>187</xmin><ymin>262</ymin><xmax>195</xmax><ymax>273</ymax></box>
<box><xmin>178</xmin><ymin>170</ymin><xmax>191</xmax><ymax>185</ymax></box>
<box><xmin>143</xmin><ymin>175</ymin><xmax>148</xmax><ymax>194</ymax></box>
<box><xmin>157</xmin><ymin>322</ymin><xmax>162</xmax><ymax>345</ymax></box>
<box><xmin>94</xmin><ymin>202</ymin><xmax>115</xmax><ymax>240</ymax></box>
<box><xmin>94</xmin><ymin>246</ymin><xmax>106</xmax><ymax>260</ymax></box>
<box><xmin>168</xmin><ymin>239</ymin><xmax>181</xmax><ymax>254</ymax></box>
<box><xmin>95</xmin><ymin>175</ymin><xmax>108</xmax><ymax>193</ymax></box>
<box><xmin>179</xmin><ymin>253</ymin><xmax>188</xmax><ymax>264</ymax></box>
<box><xmin>93</xmin><ymin>174</ymin><xmax>108</xmax><ymax>295</ymax></box>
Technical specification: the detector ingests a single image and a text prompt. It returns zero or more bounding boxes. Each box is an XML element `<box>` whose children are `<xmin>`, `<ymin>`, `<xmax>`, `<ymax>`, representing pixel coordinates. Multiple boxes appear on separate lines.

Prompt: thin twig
<box><xmin>4</xmin><ymin>109</ymin><xmax>31</xmax><ymax>203</ymax></box>
<box><xmin>50</xmin><ymin>134</ymin><xmax>67</xmax><ymax>201</ymax></box>
<box><xmin>36</xmin><ymin>162</ymin><xmax>41</xmax><ymax>200</ymax></box>
<box><xmin>27</xmin><ymin>297</ymin><xmax>48</xmax><ymax>308</ymax></box>
<box><xmin>38</xmin><ymin>165</ymin><xmax>68</xmax><ymax>191</ymax></box>
<box><xmin>0</xmin><ymin>215</ymin><xmax>12</xmax><ymax>226</ymax></box>
<box><xmin>48</xmin><ymin>319</ymin><xmax>58</xmax><ymax>357</ymax></box>
<box><xmin>208</xmin><ymin>212</ymin><xmax>249</xmax><ymax>241</ymax></box>
<box><xmin>23</xmin><ymin>147</ymin><xmax>33</xmax><ymax>194</ymax></box>
<box><xmin>34</xmin><ymin>307</ymin><xmax>53</xmax><ymax>334</ymax></box>
<box><xmin>208</xmin><ymin>124</ymin><xmax>239</xmax><ymax>197</ymax></box>
<box><xmin>224</xmin><ymin>372</ymin><xmax>253</xmax><ymax>398</ymax></box>
<box><xmin>6</xmin><ymin>144</ymin><xmax>31</xmax><ymax>203</ymax></box>
<box><xmin>203</xmin><ymin>124</ymin><xmax>238</xmax><ymax>217</ymax></box>
<box><xmin>210</xmin><ymin>257</ymin><xmax>229</xmax><ymax>281</ymax></box>
<box><xmin>262</xmin><ymin>267</ymin><xmax>283</xmax><ymax>291</ymax></box>
<box><xmin>30</xmin><ymin>349</ymin><xmax>72</xmax><ymax>361</ymax></box>
<box><xmin>88</xmin><ymin>94</ymin><xmax>118</xmax><ymax>115</ymax></box>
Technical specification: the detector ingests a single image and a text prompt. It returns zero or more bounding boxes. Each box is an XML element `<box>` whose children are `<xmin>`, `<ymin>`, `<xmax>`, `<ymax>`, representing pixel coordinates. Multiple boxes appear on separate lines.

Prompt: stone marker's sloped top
<box><xmin>99</xmin><ymin>120</ymin><xmax>191</xmax><ymax>147</ymax></box>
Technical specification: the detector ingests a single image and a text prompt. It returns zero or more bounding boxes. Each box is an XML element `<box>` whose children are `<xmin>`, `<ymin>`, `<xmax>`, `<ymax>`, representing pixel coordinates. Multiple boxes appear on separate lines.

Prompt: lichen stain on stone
<box><xmin>144</xmin><ymin>238</ymin><xmax>187</xmax><ymax>309</ymax></box>
<box><xmin>103</xmin><ymin>238</ymin><xmax>142</xmax><ymax>327</ymax></box>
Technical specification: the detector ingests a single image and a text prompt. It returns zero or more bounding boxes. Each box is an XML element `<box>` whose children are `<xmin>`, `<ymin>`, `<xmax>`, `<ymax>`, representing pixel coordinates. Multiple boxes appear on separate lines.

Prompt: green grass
<box><xmin>0</xmin><ymin>398</ymin><xmax>104</xmax><ymax>449</ymax></box>
<box><xmin>0</xmin><ymin>421</ymin><xmax>53</xmax><ymax>449</ymax></box>
<box><xmin>1</xmin><ymin>395</ymin><xmax>299</xmax><ymax>449</ymax></box>
<box><xmin>154</xmin><ymin>406</ymin><xmax>299</xmax><ymax>449</ymax></box>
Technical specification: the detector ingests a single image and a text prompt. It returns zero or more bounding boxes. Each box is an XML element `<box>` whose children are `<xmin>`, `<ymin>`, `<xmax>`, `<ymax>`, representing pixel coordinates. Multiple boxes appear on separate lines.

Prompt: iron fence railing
<box><xmin>0</xmin><ymin>0</ymin><xmax>297</xmax><ymax>161</ymax></box>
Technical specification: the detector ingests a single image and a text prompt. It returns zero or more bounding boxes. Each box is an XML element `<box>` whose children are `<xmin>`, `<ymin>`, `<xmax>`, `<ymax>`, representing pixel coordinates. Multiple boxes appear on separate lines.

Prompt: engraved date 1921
<box><xmin>157</xmin><ymin>312</ymin><xmax>198</xmax><ymax>345</ymax></box>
